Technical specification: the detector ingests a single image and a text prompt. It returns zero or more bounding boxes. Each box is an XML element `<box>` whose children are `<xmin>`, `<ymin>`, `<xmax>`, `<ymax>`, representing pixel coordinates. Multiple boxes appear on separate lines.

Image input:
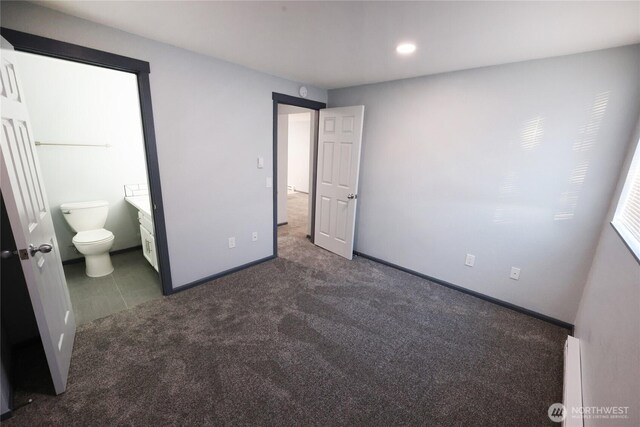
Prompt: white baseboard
<box><xmin>563</xmin><ymin>336</ymin><xmax>583</xmax><ymax>427</ymax></box>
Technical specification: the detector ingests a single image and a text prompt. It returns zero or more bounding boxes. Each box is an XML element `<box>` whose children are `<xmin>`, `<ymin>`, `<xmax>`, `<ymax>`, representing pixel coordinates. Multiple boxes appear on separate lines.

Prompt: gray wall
<box><xmin>574</xmin><ymin>120</ymin><xmax>640</xmax><ymax>427</ymax></box>
<box><xmin>330</xmin><ymin>45</ymin><xmax>640</xmax><ymax>323</ymax></box>
<box><xmin>1</xmin><ymin>1</ymin><xmax>327</xmax><ymax>289</ymax></box>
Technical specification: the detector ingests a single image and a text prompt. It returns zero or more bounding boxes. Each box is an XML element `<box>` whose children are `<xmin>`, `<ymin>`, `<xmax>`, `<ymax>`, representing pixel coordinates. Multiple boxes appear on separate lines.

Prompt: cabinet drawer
<box><xmin>139</xmin><ymin>215</ymin><xmax>154</xmax><ymax>235</ymax></box>
<box><xmin>140</xmin><ymin>225</ymin><xmax>158</xmax><ymax>271</ymax></box>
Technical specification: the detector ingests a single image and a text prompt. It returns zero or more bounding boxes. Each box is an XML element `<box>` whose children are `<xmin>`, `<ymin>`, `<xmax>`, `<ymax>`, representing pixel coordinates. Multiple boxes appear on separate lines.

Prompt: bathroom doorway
<box><xmin>6</xmin><ymin>38</ymin><xmax>169</xmax><ymax>326</ymax></box>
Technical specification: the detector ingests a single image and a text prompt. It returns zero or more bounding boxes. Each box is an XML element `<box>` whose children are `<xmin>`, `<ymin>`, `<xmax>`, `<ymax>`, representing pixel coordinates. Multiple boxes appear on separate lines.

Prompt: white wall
<box><xmin>574</xmin><ymin>120</ymin><xmax>640</xmax><ymax>427</ymax></box>
<box><xmin>329</xmin><ymin>45</ymin><xmax>640</xmax><ymax>323</ymax></box>
<box><xmin>1</xmin><ymin>1</ymin><xmax>327</xmax><ymax>288</ymax></box>
<box><xmin>17</xmin><ymin>52</ymin><xmax>148</xmax><ymax>261</ymax></box>
<box><xmin>288</xmin><ymin>112</ymin><xmax>311</xmax><ymax>193</ymax></box>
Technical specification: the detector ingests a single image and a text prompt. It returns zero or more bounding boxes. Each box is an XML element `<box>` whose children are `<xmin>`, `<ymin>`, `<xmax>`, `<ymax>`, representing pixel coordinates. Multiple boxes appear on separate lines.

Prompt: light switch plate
<box><xmin>257</xmin><ymin>157</ymin><xmax>264</xmax><ymax>169</ymax></box>
<box><xmin>228</xmin><ymin>237</ymin><xmax>236</xmax><ymax>249</ymax></box>
<box><xmin>266</xmin><ymin>177</ymin><xmax>272</xmax><ymax>188</ymax></box>
<box><xmin>510</xmin><ymin>267</ymin><xmax>521</xmax><ymax>280</ymax></box>
<box><xmin>465</xmin><ymin>254</ymin><xmax>475</xmax><ymax>267</ymax></box>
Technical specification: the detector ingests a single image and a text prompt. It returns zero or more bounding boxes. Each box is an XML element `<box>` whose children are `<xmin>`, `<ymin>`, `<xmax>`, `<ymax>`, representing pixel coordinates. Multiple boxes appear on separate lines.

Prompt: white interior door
<box><xmin>314</xmin><ymin>106</ymin><xmax>364</xmax><ymax>259</ymax></box>
<box><xmin>0</xmin><ymin>46</ymin><xmax>76</xmax><ymax>394</ymax></box>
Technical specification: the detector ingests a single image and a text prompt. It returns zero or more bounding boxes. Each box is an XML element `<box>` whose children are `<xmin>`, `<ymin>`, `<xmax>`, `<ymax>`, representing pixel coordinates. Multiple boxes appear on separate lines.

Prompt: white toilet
<box><xmin>61</xmin><ymin>200</ymin><xmax>115</xmax><ymax>278</ymax></box>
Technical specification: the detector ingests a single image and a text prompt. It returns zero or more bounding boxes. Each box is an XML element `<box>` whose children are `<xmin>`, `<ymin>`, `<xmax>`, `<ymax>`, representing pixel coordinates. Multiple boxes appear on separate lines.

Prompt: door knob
<box><xmin>2</xmin><ymin>248</ymin><xmax>29</xmax><ymax>260</ymax></box>
<box><xmin>347</xmin><ymin>194</ymin><xmax>357</xmax><ymax>200</ymax></box>
<box><xmin>1</xmin><ymin>249</ymin><xmax>18</xmax><ymax>259</ymax></box>
<box><xmin>29</xmin><ymin>243</ymin><xmax>53</xmax><ymax>256</ymax></box>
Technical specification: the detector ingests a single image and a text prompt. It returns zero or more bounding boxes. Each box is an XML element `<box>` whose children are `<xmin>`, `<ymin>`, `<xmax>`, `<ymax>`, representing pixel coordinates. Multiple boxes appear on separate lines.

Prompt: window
<box><xmin>612</xmin><ymin>138</ymin><xmax>640</xmax><ymax>262</ymax></box>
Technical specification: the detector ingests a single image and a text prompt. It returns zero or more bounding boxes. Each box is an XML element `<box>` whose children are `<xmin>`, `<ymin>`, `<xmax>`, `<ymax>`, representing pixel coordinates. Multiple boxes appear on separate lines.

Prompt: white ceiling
<box><xmin>33</xmin><ymin>1</ymin><xmax>640</xmax><ymax>89</ymax></box>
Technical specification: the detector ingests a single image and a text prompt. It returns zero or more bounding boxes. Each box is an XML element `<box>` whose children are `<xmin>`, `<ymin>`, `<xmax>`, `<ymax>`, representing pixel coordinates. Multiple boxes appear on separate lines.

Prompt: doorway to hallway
<box><xmin>277</xmin><ymin>104</ymin><xmax>316</xmax><ymax>240</ymax></box>
<box><xmin>272</xmin><ymin>93</ymin><xmax>366</xmax><ymax>260</ymax></box>
<box><xmin>272</xmin><ymin>93</ymin><xmax>324</xmax><ymax>254</ymax></box>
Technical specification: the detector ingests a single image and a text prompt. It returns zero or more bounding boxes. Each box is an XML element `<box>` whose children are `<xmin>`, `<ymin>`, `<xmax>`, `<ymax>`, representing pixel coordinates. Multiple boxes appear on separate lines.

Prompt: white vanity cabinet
<box><xmin>139</xmin><ymin>211</ymin><xmax>158</xmax><ymax>271</ymax></box>
<box><xmin>125</xmin><ymin>195</ymin><xmax>158</xmax><ymax>271</ymax></box>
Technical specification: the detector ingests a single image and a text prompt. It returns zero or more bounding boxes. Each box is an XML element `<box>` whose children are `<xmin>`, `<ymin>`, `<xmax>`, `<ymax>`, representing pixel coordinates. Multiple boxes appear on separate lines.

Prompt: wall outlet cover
<box><xmin>252</xmin><ymin>232</ymin><xmax>258</xmax><ymax>242</ymax></box>
<box><xmin>510</xmin><ymin>267</ymin><xmax>521</xmax><ymax>280</ymax></box>
<box><xmin>228</xmin><ymin>237</ymin><xmax>236</xmax><ymax>249</ymax></box>
<box><xmin>465</xmin><ymin>254</ymin><xmax>476</xmax><ymax>267</ymax></box>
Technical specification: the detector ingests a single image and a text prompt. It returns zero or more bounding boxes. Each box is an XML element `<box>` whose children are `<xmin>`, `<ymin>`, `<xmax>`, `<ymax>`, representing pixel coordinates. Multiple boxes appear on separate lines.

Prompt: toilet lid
<box><xmin>73</xmin><ymin>229</ymin><xmax>114</xmax><ymax>244</ymax></box>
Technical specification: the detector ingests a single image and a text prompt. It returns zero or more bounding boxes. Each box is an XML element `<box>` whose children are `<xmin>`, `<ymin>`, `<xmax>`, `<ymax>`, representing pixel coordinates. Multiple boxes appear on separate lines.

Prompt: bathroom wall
<box><xmin>16</xmin><ymin>52</ymin><xmax>149</xmax><ymax>261</ymax></box>
<box><xmin>288</xmin><ymin>112</ymin><xmax>311</xmax><ymax>193</ymax></box>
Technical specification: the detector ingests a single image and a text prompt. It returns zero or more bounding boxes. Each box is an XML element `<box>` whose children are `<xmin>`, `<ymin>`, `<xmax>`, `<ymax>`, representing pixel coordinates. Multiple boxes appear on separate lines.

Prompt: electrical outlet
<box><xmin>257</xmin><ymin>157</ymin><xmax>264</xmax><ymax>169</ymax></box>
<box><xmin>228</xmin><ymin>237</ymin><xmax>236</xmax><ymax>249</ymax></box>
<box><xmin>465</xmin><ymin>254</ymin><xmax>475</xmax><ymax>267</ymax></box>
<box><xmin>252</xmin><ymin>232</ymin><xmax>258</xmax><ymax>242</ymax></box>
<box><xmin>510</xmin><ymin>267</ymin><xmax>521</xmax><ymax>280</ymax></box>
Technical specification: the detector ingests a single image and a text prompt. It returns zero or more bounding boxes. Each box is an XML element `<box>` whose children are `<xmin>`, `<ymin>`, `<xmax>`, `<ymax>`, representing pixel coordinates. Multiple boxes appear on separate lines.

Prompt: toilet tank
<box><xmin>60</xmin><ymin>200</ymin><xmax>109</xmax><ymax>232</ymax></box>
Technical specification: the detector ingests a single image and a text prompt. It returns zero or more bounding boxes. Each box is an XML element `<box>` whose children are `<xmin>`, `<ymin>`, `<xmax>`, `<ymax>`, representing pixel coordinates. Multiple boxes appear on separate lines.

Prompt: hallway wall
<box><xmin>288</xmin><ymin>112</ymin><xmax>311</xmax><ymax>193</ymax></box>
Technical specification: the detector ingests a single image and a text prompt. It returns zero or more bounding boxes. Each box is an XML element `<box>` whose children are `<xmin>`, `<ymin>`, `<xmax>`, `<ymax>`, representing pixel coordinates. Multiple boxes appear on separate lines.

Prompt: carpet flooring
<box><xmin>6</xmin><ymin>192</ymin><xmax>568</xmax><ymax>426</ymax></box>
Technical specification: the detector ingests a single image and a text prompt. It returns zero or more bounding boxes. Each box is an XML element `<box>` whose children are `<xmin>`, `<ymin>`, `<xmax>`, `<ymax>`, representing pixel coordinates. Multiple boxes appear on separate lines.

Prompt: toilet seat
<box><xmin>73</xmin><ymin>228</ymin><xmax>114</xmax><ymax>245</ymax></box>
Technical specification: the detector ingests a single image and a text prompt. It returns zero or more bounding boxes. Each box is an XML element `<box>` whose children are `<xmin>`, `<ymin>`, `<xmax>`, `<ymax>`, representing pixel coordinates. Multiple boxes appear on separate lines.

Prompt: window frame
<box><xmin>611</xmin><ymin>138</ymin><xmax>640</xmax><ymax>264</ymax></box>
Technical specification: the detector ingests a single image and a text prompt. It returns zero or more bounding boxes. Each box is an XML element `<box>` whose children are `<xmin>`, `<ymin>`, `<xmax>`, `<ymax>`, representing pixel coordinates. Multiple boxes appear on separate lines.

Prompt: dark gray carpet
<box><xmin>7</xmin><ymin>193</ymin><xmax>568</xmax><ymax>426</ymax></box>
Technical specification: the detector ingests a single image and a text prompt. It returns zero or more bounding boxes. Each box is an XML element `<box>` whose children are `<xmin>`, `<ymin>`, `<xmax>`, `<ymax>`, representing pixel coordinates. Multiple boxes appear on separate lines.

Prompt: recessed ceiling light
<box><xmin>396</xmin><ymin>43</ymin><xmax>416</xmax><ymax>55</ymax></box>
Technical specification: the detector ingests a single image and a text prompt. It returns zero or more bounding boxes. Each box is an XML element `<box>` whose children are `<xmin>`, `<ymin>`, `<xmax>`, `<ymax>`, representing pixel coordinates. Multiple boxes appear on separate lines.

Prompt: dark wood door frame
<box><xmin>272</xmin><ymin>92</ymin><xmax>326</xmax><ymax>256</ymax></box>
<box><xmin>1</xmin><ymin>28</ymin><xmax>173</xmax><ymax>295</ymax></box>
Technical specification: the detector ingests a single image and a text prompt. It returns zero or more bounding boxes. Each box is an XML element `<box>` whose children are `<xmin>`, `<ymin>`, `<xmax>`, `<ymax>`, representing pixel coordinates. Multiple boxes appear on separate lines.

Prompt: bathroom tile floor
<box><xmin>65</xmin><ymin>250</ymin><xmax>162</xmax><ymax>325</ymax></box>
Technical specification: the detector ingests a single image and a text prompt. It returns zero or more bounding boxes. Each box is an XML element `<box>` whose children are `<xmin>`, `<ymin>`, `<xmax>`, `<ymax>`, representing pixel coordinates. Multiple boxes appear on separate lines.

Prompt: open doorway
<box><xmin>272</xmin><ymin>92</ymin><xmax>326</xmax><ymax>256</ymax></box>
<box><xmin>277</xmin><ymin>104</ymin><xmax>317</xmax><ymax>242</ymax></box>
<box><xmin>1</xmin><ymin>29</ymin><xmax>172</xmax><ymax>299</ymax></box>
<box><xmin>1</xmin><ymin>28</ymin><xmax>169</xmax><ymax>404</ymax></box>
<box><xmin>14</xmin><ymin>51</ymin><xmax>163</xmax><ymax>325</ymax></box>
<box><xmin>272</xmin><ymin>93</ymin><xmax>365</xmax><ymax>260</ymax></box>
<box><xmin>272</xmin><ymin>92</ymin><xmax>325</xmax><ymax>252</ymax></box>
